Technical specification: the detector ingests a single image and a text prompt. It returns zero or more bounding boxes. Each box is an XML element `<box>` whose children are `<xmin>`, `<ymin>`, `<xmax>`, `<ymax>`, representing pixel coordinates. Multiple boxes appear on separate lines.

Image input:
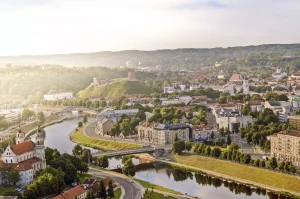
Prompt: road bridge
<box><xmin>92</xmin><ymin>147</ymin><xmax>164</xmax><ymax>157</ymax></box>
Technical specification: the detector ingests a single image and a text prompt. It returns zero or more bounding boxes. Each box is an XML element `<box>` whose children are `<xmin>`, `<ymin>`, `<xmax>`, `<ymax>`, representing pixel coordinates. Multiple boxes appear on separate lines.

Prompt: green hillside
<box><xmin>76</xmin><ymin>80</ymin><xmax>153</xmax><ymax>98</ymax></box>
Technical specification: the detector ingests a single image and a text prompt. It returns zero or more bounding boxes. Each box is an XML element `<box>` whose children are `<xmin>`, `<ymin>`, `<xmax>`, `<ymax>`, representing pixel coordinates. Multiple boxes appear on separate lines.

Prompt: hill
<box><xmin>76</xmin><ymin>80</ymin><xmax>153</xmax><ymax>99</ymax></box>
<box><xmin>1</xmin><ymin>43</ymin><xmax>300</xmax><ymax>68</ymax></box>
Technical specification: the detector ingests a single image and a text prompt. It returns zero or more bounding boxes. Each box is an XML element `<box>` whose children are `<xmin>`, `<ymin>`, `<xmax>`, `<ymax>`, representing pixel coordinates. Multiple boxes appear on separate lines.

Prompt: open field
<box><xmin>174</xmin><ymin>154</ymin><xmax>300</xmax><ymax>194</ymax></box>
<box><xmin>142</xmin><ymin>191</ymin><xmax>176</xmax><ymax>199</ymax></box>
<box><xmin>113</xmin><ymin>188</ymin><xmax>122</xmax><ymax>199</ymax></box>
<box><xmin>134</xmin><ymin>179</ymin><xmax>181</xmax><ymax>195</ymax></box>
<box><xmin>0</xmin><ymin>186</ymin><xmax>16</xmax><ymax>195</ymax></box>
<box><xmin>71</xmin><ymin>128</ymin><xmax>141</xmax><ymax>151</ymax></box>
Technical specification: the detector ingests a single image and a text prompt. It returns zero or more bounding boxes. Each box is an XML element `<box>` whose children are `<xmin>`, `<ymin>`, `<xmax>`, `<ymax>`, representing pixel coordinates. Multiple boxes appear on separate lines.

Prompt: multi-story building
<box><xmin>288</xmin><ymin>116</ymin><xmax>300</xmax><ymax>130</ymax></box>
<box><xmin>270</xmin><ymin>130</ymin><xmax>300</xmax><ymax>166</ymax></box>
<box><xmin>192</xmin><ymin>125</ymin><xmax>217</xmax><ymax>141</ymax></box>
<box><xmin>264</xmin><ymin>101</ymin><xmax>291</xmax><ymax>122</ymax></box>
<box><xmin>138</xmin><ymin>123</ymin><xmax>191</xmax><ymax>144</ymax></box>
<box><xmin>96</xmin><ymin>116</ymin><xmax>115</xmax><ymax>136</ymax></box>
<box><xmin>102</xmin><ymin>108</ymin><xmax>138</xmax><ymax>123</ymax></box>
<box><xmin>43</xmin><ymin>92</ymin><xmax>73</xmax><ymax>101</ymax></box>
<box><xmin>0</xmin><ymin>127</ymin><xmax>46</xmax><ymax>186</ymax></box>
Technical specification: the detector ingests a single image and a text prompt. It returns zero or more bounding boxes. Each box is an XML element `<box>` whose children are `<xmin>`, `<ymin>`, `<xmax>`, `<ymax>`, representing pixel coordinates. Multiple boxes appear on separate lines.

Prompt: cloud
<box><xmin>174</xmin><ymin>0</ymin><xmax>227</xmax><ymax>10</ymax></box>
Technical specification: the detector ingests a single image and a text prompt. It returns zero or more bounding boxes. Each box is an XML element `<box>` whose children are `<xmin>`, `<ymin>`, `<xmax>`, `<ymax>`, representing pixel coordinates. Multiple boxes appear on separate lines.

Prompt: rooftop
<box><xmin>10</xmin><ymin>141</ymin><xmax>35</xmax><ymax>155</ymax></box>
<box><xmin>52</xmin><ymin>185</ymin><xmax>86</xmax><ymax>199</ymax></box>
<box><xmin>277</xmin><ymin>130</ymin><xmax>300</xmax><ymax>137</ymax></box>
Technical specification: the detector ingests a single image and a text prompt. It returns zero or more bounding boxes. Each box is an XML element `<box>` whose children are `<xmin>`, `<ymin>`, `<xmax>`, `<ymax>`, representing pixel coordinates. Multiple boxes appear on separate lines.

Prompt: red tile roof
<box><xmin>230</xmin><ymin>74</ymin><xmax>242</xmax><ymax>81</ymax></box>
<box><xmin>52</xmin><ymin>185</ymin><xmax>87</xmax><ymax>199</ymax></box>
<box><xmin>103</xmin><ymin>177</ymin><xmax>116</xmax><ymax>188</ymax></box>
<box><xmin>11</xmin><ymin>141</ymin><xmax>35</xmax><ymax>155</ymax></box>
<box><xmin>0</xmin><ymin>157</ymin><xmax>41</xmax><ymax>171</ymax></box>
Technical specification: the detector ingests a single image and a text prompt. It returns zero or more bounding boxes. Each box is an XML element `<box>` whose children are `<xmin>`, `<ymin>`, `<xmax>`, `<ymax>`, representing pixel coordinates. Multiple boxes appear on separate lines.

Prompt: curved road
<box><xmin>88</xmin><ymin>167</ymin><xmax>143</xmax><ymax>199</ymax></box>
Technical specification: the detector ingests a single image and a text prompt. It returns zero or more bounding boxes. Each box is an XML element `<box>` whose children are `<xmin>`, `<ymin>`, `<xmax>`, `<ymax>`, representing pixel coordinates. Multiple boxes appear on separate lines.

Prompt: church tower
<box><xmin>243</xmin><ymin>78</ymin><xmax>249</xmax><ymax>94</ymax></box>
<box><xmin>16</xmin><ymin>128</ymin><xmax>25</xmax><ymax>144</ymax></box>
<box><xmin>35</xmin><ymin>126</ymin><xmax>46</xmax><ymax>169</ymax></box>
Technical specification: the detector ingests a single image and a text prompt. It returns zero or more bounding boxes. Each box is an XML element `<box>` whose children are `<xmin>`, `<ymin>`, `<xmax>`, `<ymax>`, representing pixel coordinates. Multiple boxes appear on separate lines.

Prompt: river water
<box><xmin>42</xmin><ymin>118</ymin><xmax>279</xmax><ymax>199</ymax></box>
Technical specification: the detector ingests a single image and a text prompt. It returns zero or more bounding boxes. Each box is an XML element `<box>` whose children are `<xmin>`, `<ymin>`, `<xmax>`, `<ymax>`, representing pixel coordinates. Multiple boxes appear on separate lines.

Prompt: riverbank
<box><xmin>159</xmin><ymin>154</ymin><xmax>300</xmax><ymax>197</ymax></box>
<box><xmin>70</xmin><ymin>127</ymin><xmax>141</xmax><ymax>151</ymax></box>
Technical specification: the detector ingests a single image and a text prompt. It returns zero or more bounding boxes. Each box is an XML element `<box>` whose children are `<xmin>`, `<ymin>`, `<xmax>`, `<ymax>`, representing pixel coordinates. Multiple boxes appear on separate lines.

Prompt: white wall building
<box><xmin>43</xmin><ymin>92</ymin><xmax>73</xmax><ymax>100</ymax></box>
<box><xmin>0</xmin><ymin>128</ymin><xmax>46</xmax><ymax>187</ymax></box>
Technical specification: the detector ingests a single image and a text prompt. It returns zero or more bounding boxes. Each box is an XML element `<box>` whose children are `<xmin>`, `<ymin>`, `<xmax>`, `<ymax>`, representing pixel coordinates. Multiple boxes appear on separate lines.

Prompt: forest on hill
<box><xmin>1</xmin><ymin>44</ymin><xmax>300</xmax><ymax>68</ymax></box>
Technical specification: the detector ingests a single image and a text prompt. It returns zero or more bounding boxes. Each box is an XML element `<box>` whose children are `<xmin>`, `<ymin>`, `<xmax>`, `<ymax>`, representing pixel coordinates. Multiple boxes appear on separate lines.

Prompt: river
<box><xmin>42</xmin><ymin>118</ymin><xmax>279</xmax><ymax>199</ymax></box>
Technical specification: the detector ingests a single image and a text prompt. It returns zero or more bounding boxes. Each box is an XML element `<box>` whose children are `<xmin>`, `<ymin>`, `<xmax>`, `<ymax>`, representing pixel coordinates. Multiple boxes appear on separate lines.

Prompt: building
<box><xmin>53</xmin><ymin>185</ymin><xmax>87</xmax><ymax>199</ymax></box>
<box><xmin>138</xmin><ymin>123</ymin><xmax>191</xmax><ymax>144</ymax></box>
<box><xmin>229</xmin><ymin>74</ymin><xmax>243</xmax><ymax>83</ymax></box>
<box><xmin>190</xmin><ymin>96</ymin><xmax>208</xmax><ymax>106</ymax></box>
<box><xmin>247</xmin><ymin>100</ymin><xmax>264</xmax><ymax>112</ymax></box>
<box><xmin>96</xmin><ymin>117</ymin><xmax>115</xmax><ymax>136</ymax></box>
<box><xmin>243</xmin><ymin>79</ymin><xmax>249</xmax><ymax>94</ymax></box>
<box><xmin>288</xmin><ymin>116</ymin><xmax>300</xmax><ymax>130</ymax></box>
<box><xmin>264</xmin><ymin>101</ymin><xmax>291</xmax><ymax>122</ymax></box>
<box><xmin>290</xmin><ymin>71</ymin><xmax>300</xmax><ymax>80</ymax></box>
<box><xmin>192</xmin><ymin>125</ymin><xmax>217</xmax><ymax>141</ymax></box>
<box><xmin>102</xmin><ymin>108</ymin><xmax>138</xmax><ymax>123</ymax></box>
<box><xmin>272</xmin><ymin>68</ymin><xmax>287</xmax><ymax>79</ymax></box>
<box><xmin>270</xmin><ymin>130</ymin><xmax>300</xmax><ymax>166</ymax></box>
<box><xmin>0</xmin><ymin>127</ymin><xmax>46</xmax><ymax>187</ymax></box>
<box><xmin>43</xmin><ymin>92</ymin><xmax>73</xmax><ymax>101</ymax></box>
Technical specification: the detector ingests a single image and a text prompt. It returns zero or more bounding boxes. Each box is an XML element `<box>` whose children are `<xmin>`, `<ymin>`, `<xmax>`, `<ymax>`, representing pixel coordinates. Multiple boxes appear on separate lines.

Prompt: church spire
<box><xmin>16</xmin><ymin>126</ymin><xmax>25</xmax><ymax>144</ymax></box>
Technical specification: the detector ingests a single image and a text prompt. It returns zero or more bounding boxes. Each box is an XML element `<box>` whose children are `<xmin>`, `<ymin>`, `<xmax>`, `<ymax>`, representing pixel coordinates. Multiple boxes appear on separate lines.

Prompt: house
<box><xmin>192</xmin><ymin>125</ymin><xmax>217</xmax><ymax>141</ymax></box>
<box><xmin>52</xmin><ymin>185</ymin><xmax>87</xmax><ymax>199</ymax></box>
<box><xmin>82</xmin><ymin>178</ymin><xmax>97</xmax><ymax>189</ymax></box>
<box><xmin>247</xmin><ymin>100</ymin><xmax>264</xmax><ymax>112</ymax></box>
<box><xmin>272</xmin><ymin>68</ymin><xmax>287</xmax><ymax>79</ymax></box>
<box><xmin>229</xmin><ymin>74</ymin><xmax>243</xmax><ymax>83</ymax></box>
<box><xmin>264</xmin><ymin>101</ymin><xmax>291</xmax><ymax>122</ymax></box>
<box><xmin>96</xmin><ymin>117</ymin><xmax>115</xmax><ymax>136</ymax></box>
<box><xmin>290</xmin><ymin>71</ymin><xmax>300</xmax><ymax>80</ymax></box>
<box><xmin>103</xmin><ymin>177</ymin><xmax>117</xmax><ymax>189</ymax></box>
<box><xmin>0</xmin><ymin>127</ymin><xmax>46</xmax><ymax>187</ymax></box>
<box><xmin>190</xmin><ymin>96</ymin><xmax>207</xmax><ymax>106</ymax></box>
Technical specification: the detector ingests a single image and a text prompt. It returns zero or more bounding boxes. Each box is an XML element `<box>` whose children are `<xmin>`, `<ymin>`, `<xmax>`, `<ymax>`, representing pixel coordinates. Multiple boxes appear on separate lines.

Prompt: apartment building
<box><xmin>270</xmin><ymin>130</ymin><xmax>300</xmax><ymax>166</ymax></box>
<box><xmin>138</xmin><ymin>123</ymin><xmax>191</xmax><ymax>144</ymax></box>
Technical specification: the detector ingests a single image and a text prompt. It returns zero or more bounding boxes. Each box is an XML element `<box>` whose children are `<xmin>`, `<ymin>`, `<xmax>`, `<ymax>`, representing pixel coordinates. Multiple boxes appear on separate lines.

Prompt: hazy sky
<box><xmin>1</xmin><ymin>0</ymin><xmax>300</xmax><ymax>55</ymax></box>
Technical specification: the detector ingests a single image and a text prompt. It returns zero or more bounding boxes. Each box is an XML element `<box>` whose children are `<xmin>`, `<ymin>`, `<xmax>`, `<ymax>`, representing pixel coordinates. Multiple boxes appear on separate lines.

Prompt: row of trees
<box><xmin>0</xmin><ymin>166</ymin><xmax>20</xmax><ymax>186</ymax></box>
<box><xmin>172</xmin><ymin>134</ymin><xmax>193</xmax><ymax>155</ymax></box>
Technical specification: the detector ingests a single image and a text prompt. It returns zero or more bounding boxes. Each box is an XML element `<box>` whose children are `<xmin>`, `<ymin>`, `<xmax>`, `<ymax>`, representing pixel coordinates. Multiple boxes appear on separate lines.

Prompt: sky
<box><xmin>0</xmin><ymin>0</ymin><xmax>300</xmax><ymax>55</ymax></box>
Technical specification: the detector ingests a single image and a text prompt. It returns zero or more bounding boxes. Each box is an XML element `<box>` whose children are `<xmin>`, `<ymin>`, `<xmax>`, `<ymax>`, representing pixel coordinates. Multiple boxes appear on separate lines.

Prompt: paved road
<box><xmin>89</xmin><ymin>167</ymin><xmax>143</xmax><ymax>199</ymax></box>
<box><xmin>84</xmin><ymin>121</ymin><xmax>172</xmax><ymax>149</ymax></box>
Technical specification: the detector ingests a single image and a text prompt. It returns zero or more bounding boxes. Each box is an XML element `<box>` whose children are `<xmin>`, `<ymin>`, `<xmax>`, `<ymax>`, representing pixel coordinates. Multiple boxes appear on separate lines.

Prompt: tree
<box><xmin>172</xmin><ymin>140</ymin><xmax>185</xmax><ymax>155</ymax></box>
<box><xmin>37</xmin><ymin>111</ymin><xmax>45</xmax><ymax>124</ymax></box>
<box><xmin>78</xmin><ymin>121</ymin><xmax>83</xmax><ymax>128</ymax></box>
<box><xmin>64</xmin><ymin>163</ymin><xmax>77</xmax><ymax>185</ymax></box>
<box><xmin>98</xmin><ymin>180</ymin><xmax>107</xmax><ymax>199</ymax></box>
<box><xmin>83</xmin><ymin>115</ymin><xmax>88</xmax><ymax>123</ymax></box>
<box><xmin>242</xmin><ymin>154</ymin><xmax>251</xmax><ymax>165</ymax></box>
<box><xmin>72</xmin><ymin>144</ymin><xmax>82</xmax><ymax>156</ymax></box>
<box><xmin>226</xmin><ymin>134</ymin><xmax>232</xmax><ymax>145</ymax></box>
<box><xmin>242</xmin><ymin>104</ymin><xmax>251</xmax><ymax>115</ymax></box>
<box><xmin>260</xmin><ymin>160</ymin><xmax>266</xmax><ymax>168</ymax></box>
<box><xmin>211</xmin><ymin>147</ymin><xmax>221</xmax><ymax>158</ymax></box>
<box><xmin>228</xmin><ymin>142</ymin><xmax>239</xmax><ymax>150</ymax></box>
<box><xmin>278</xmin><ymin>161</ymin><xmax>286</xmax><ymax>171</ymax></box>
<box><xmin>107</xmin><ymin>180</ymin><xmax>115</xmax><ymax>199</ymax></box>
<box><xmin>81</xmin><ymin>149</ymin><xmax>92</xmax><ymax>163</ymax></box>
<box><xmin>98</xmin><ymin>155</ymin><xmax>109</xmax><ymax>168</ymax></box>
<box><xmin>87</xmin><ymin>190</ymin><xmax>95</xmax><ymax>199</ymax></box>
<box><xmin>204</xmin><ymin>146</ymin><xmax>211</xmax><ymax>156</ymax></box>
<box><xmin>122</xmin><ymin>159</ymin><xmax>136</xmax><ymax>176</ymax></box>
<box><xmin>267</xmin><ymin>157</ymin><xmax>278</xmax><ymax>170</ymax></box>
<box><xmin>185</xmin><ymin>142</ymin><xmax>193</xmax><ymax>152</ymax></box>
<box><xmin>254</xmin><ymin>159</ymin><xmax>260</xmax><ymax>167</ymax></box>
<box><xmin>22</xmin><ymin>109</ymin><xmax>36</xmax><ymax>120</ymax></box>
<box><xmin>7</xmin><ymin>167</ymin><xmax>21</xmax><ymax>185</ymax></box>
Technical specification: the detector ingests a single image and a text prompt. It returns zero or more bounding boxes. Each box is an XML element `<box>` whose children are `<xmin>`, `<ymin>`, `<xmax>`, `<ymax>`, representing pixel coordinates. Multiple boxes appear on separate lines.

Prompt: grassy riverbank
<box><xmin>71</xmin><ymin>128</ymin><xmax>141</xmax><ymax>151</ymax></box>
<box><xmin>173</xmin><ymin>154</ymin><xmax>300</xmax><ymax>194</ymax></box>
<box><xmin>134</xmin><ymin>179</ymin><xmax>181</xmax><ymax>195</ymax></box>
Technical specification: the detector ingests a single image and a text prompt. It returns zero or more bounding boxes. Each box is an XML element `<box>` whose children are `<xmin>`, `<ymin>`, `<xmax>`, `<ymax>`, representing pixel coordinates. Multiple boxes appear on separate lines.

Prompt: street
<box><xmin>88</xmin><ymin>167</ymin><xmax>143</xmax><ymax>199</ymax></box>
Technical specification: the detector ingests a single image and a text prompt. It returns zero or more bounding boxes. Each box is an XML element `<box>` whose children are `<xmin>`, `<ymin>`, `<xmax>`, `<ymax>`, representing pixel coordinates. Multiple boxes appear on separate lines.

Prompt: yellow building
<box><xmin>270</xmin><ymin>130</ymin><xmax>300</xmax><ymax>166</ymax></box>
<box><xmin>288</xmin><ymin>116</ymin><xmax>300</xmax><ymax>130</ymax></box>
<box><xmin>96</xmin><ymin>117</ymin><xmax>115</xmax><ymax>136</ymax></box>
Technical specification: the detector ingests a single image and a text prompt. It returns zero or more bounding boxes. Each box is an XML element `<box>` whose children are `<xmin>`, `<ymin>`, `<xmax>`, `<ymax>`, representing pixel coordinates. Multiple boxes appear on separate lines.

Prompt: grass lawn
<box><xmin>10</xmin><ymin>114</ymin><xmax>62</xmax><ymax>135</ymax></box>
<box><xmin>113</xmin><ymin>188</ymin><xmax>122</xmax><ymax>199</ymax></box>
<box><xmin>134</xmin><ymin>179</ymin><xmax>181</xmax><ymax>195</ymax></box>
<box><xmin>72</xmin><ymin>128</ymin><xmax>141</xmax><ymax>151</ymax></box>
<box><xmin>174</xmin><ymin>154</ymin><xmax>300</xmax><ymax>193</ymax></box>
<box><xmin>78</xmin><ymin>173</ymin><xmax>92</xmax><ymax>183</ymax></box>
<box><xmin>142</xmin><ymin>191</ymin><xmax>176</xmax><ymax>199</ymax></box>
<box><xmin>0</xmin><ymin>186</ymin><xmax>17</xmax><ymax>195</ymax></box>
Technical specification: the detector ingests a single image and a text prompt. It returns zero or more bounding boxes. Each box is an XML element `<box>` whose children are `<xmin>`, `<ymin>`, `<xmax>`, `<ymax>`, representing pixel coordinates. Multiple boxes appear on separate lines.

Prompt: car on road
<box><xmin>15</xmin><ymin>188</ymin><xmax>22</xmax><ymax>192</ymax></box>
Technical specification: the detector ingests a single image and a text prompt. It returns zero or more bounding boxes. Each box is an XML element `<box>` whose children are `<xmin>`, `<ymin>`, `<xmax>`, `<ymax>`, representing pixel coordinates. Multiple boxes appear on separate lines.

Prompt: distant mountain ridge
<box><xmin>1</xmin><ymin>43</ymin><xmax>300</xmax><ymax>68</ymax></box>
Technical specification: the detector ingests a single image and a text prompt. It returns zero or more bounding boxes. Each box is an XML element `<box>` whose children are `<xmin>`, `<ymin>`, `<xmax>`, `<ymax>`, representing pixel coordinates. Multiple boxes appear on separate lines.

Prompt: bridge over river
<box><xmin>92</xmin><ymin>147</ymin><xmax>165</xmax><ymax>157</ymax></box>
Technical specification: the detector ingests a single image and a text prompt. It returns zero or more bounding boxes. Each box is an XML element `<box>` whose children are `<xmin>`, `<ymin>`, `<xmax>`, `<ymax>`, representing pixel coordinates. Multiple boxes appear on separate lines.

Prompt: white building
<box><xmin>272</xmin><ymin>68</ymin><xmax>287</xmax><ymax>79</ymax></box>
<box><xmin>243</xmin><ymin>79</ymin><xmax>249</xmax><ymax>94</ymax></box>
<box><xmin>264</xmin><ymin>101</ymin><xmax>291</xmax><ymax>122</ymax></box>
<box><xmin>192</xmin><ymin>125</ymin><xmax>217</xmax><ymax>141</ymax></box>
<box><xmin>43</xmin><ymin>92</ymin><xmax>73</xmax><ymax>100</ymax></box>
<box><xmin>138</xmin><ymin>123</ymin><xmax>191</xmax><ymax>144</ymax></box>
<box><xmin>102</xmin><ymin>108</ymin><xmax>138</xmax><ymax>123</ymax></box>
<box><xmin>0</xmin><ymin>127</ymin><xmax>46</xmax><ymax>187</ymax></box>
